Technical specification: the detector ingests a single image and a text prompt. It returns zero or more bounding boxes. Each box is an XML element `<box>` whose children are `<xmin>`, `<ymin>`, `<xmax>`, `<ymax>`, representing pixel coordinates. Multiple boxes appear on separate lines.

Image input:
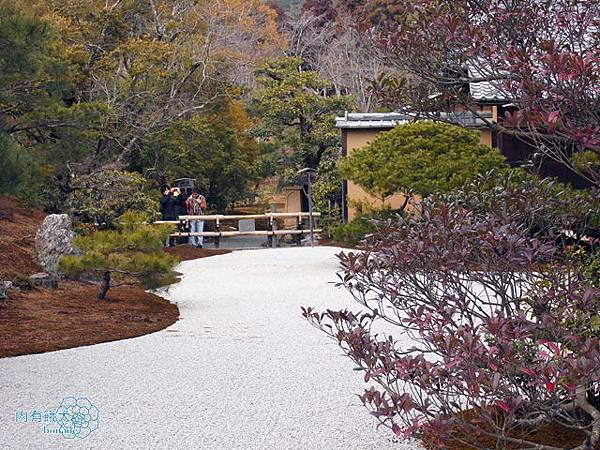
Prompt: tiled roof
<box><xmin>470</xmin><ymin>80</ymin><xmax>507</xmax><ymax>102</ymax></box>
<box><xmin>335</xmin><ymin>111</ymin><xmax>493</xmax><ymax>130</ymax></box>
<box><xmin>468</xmin><ymin>64</ymin><xmax>508</xmax><ymax>102</ymax></box>
<box><xmin>335</xmin><ymin>112</ymin><xmax>411</xmax><ymax>129</ymax></box>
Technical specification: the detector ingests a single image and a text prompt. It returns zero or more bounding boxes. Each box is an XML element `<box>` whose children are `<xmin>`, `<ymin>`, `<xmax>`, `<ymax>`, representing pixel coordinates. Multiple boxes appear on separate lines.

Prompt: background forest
<box><xmin>0</xmin><ymin>0</ymin><xmax>378</xmax><ymax>222</ymax></box>
<box><xmin>1</xmin><ymin>1</ymin><xmax>599</xmax><ymax>448</ymax></box>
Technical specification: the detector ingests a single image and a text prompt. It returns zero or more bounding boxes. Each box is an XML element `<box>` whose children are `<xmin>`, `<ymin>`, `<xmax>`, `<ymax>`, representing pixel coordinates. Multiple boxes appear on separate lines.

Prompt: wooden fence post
<box><xmin>215</xmin><ymin>217</ymin><xmax>221</xmax><ymax>248</ymax></box>
<box><xmin>267</xmin><ymin>216</ymin><xmax>273</xmax><ymax>248</ymax></box>
<box><xmin>295</xmin><ymin>214</ymin><xmax>303</xmax><ymax>247</ymax></box>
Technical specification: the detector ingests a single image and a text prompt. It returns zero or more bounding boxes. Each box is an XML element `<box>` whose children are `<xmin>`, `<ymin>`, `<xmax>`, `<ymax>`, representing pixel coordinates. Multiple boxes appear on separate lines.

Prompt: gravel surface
<box><xmin>0</xmin><ymin>247</ymin><xmax>424</xmax><ymax>450</ymax></box>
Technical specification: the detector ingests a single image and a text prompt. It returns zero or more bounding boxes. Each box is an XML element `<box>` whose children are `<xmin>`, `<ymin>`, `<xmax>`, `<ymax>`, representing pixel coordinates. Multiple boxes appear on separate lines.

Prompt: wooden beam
<box><xmin>170</xmin><ymin>229</ymin><xmax>323</xmax><ymax>238</ymax></box>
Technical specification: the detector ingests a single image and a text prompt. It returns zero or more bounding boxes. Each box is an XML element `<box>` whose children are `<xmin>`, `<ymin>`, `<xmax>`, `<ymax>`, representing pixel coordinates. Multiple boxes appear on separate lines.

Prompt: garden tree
<box><xmin>0</xmin><ymin>4</ymin><xmax>107</xmax><ymax>206</ymax></box>
<box><xmin>311</xmin><ymin>147</ymin><xmax>343</xmax><ymax>212</ymax></box>
<box><xmin>304</xmin><ymin>196</ymin><xmax>600</xmax><ymax>449</ymax></box>
<box><xmin>286</xmin><ymin>8</ymin><xmax>389</xmax><ymax>112</ymax></box>
<box><xmin>59</xmin><ymin>211</ymin><xmax>177</xmax><ymax>301</ymax></box>
<box><xmin>0</xmin><ymin>4</ymin><xmax>104</xmax><ymax>138</ymax></box>
<box><xmin>140</xmin><ymin>102</ymin><xmax>256</xmax><ymax>212</ymax></box>
<box><xmin>0</xmin><ymin>134</ymin><xmax>24</xmax><ymax>194</ymax></box>
<box><xmin>309</xmin><ymin>147</ymin><xmax>344</xmax><ymax>230</ymax></box>
<box><xmin>20</xmin><ymin>0</ymin><xmax>283</xmax><ymax>168</ymax></box>
<box><xmin>351</xmin><ymin>0</ymin><xmax>600</xmax><ymax>186</ymax></box>
<box><xmin>339</xmin><ymin>122</ymin><xmax>506</xmax><ymax>202</ymax></box>
<box><xmin>300</xmin><ymin>0</ymin><xmax>337</xmax><ymax>26</ymax></box>
<box><xmin>68</xmin><ymin>170</ymin><xmax>159</xmax><ymax>227</ymax></box>
<box><xmin>251</xmin><ymin>57</ymin><xmax>352</xmax><ymax>172</ymax></box>
<box><xmin>444</xmin><ymin>169</ymin><xmax>600</xmax><ymax>242</ymax></box>
<box><xmin>265</xmin><ymin>1</ymin><xmax>288</xmax><ymax>31</ymax></box>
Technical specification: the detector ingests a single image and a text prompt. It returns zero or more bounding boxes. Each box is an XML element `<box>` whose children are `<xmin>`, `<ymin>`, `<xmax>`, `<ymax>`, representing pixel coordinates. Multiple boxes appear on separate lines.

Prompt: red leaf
<box><xmin>496</xmin><ymin>400</ymin><xmax>510</xmax><ymax>413</ymax></box>
<box><xmin>547</xmin><ymin>342</ymin><xmax>560</xmax><ymax>353</ymax></box>
<box><xmin>519</xmin><ymin>367</ymin><xmax>536</xmax><ymax>377</ymax></box>
<box><xmin>392</xmin><ymin>423</ymin><xmax>402</xmax><ymax>437</ymax></box>
<box><xmin>547</xmin><ymin>110</ymin><xmax>560</xmax><ymax>125</ymax></box>
<box><xmin>545</xmin><ymin>382</ymin><xmax>555</xmax><ymax>393</ymax></box>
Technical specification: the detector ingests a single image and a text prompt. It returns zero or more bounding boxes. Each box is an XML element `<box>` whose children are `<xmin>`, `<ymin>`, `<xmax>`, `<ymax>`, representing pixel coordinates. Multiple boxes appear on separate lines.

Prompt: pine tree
<box><xmin>59</xmin><ymin>212</ymin><xmax>178</xmax><ymax>300</ymax></box>
<box><xmin>339</xmin><ymin>122</ymin><xmax>507</xmax><ymax>201</ymax></box>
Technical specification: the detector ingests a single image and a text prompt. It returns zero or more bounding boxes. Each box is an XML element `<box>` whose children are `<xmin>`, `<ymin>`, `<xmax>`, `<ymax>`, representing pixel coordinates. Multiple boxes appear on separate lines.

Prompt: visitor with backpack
<box><xmin>185</xmin><ymin>188</ymin><xmax>207</xmax><ymax>248</ymax></box>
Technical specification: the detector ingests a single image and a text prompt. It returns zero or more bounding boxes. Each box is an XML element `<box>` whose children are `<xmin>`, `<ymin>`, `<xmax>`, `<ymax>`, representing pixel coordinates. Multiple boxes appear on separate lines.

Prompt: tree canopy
<box><xmin>59</xmin><ymin>211</ymin><xmax>177</xmax><ymax>300</ymax></box>
<box><xmin>339</xmin><ymin>121</ymin><xmax>506</xmax><ymax>199</ymax></box>
<box><xmin>251</xmin><ymin>57</ymin><xmax>352</xmax><ymax>171</ymax></box>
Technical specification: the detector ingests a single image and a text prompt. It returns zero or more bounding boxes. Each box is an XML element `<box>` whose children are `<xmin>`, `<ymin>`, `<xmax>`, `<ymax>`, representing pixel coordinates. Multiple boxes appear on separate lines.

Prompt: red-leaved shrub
<box><xmin>304</xmin><ymin>197</ymin><xmax>599</xmax><ymax>449</ymax></box>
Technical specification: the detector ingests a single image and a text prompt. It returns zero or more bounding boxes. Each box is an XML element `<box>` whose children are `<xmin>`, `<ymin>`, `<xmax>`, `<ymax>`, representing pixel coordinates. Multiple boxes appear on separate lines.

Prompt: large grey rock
<box><xmin>30</xmin><ymin>273</ymin><xmax>58</xmax><ymax>290</ymax></box>
<box><xmin>35</xmin><ymin>214</ymin><xmax>77</xmax><ymax>277</ymax></box>
<box><xmin>0</xmin><ymin>281</ymin><xmax>11</xmax><ymax>299</ymax></box>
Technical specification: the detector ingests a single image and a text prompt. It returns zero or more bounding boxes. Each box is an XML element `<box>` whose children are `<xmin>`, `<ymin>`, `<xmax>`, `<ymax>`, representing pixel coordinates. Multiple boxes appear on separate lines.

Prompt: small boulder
<box><xmin>0</xmin><ymin>281</ymin><xmax>13</xmax><ymax>300</ymax></box>
<box><xmin>35</xmin><ymin>214</ymin><xmax>77</xmax><ymax>277</ymax></box>
<box><xmin>29</xmin><ymin>273</ymin><xmax>58</xmax><ymax>290</ymax></box>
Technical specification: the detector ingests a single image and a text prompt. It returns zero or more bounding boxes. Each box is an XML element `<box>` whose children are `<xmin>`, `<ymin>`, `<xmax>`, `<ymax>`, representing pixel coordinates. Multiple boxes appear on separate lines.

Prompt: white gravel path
<box><xmin>0</xmin><ymin>247</ymin><xmax>424</xmax><ymax>450</ymax></box>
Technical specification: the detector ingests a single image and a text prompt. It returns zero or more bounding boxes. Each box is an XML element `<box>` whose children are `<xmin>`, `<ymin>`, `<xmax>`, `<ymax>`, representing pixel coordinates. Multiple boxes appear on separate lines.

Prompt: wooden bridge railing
<box><xmin>155</xmin><ymin>212</ymin><xmax>322</xmax><ymax>248</ymax></box>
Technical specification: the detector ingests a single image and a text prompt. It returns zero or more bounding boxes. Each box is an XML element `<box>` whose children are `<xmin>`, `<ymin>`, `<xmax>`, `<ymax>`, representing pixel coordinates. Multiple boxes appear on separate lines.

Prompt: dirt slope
<box><xmin>0</xmin><ymin>197</ymin><xmax>45</xmax><ymax>280</ymax></box>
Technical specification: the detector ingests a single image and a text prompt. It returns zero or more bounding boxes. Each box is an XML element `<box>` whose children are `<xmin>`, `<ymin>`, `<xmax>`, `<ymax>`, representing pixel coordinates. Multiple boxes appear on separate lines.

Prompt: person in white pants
<box><xmin>185</xmin><ymin>189</ymin><xmax>207</xmax><ymax>248</ymax></box>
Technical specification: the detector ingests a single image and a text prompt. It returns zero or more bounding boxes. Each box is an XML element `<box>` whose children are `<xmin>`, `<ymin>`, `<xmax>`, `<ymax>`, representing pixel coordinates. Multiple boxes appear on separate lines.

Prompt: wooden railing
<box><xmin>155</xmin><ymin>212</ymin><xmax>322</xmax><ymax>248</ymax></box>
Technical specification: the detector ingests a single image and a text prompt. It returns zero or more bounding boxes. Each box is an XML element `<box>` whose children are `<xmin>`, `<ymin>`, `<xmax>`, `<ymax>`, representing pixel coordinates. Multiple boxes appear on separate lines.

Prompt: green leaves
<box><xmin>58</xmin><ymin>211</ymin><xmax>177</xmax><ymax>290</ymax></box>
<box><xmin>251</xmin><ymin>57</ymin><xmax>353</xmax><ymax>171</ymax></box>
<box><xmin>140</xmin><ymin>111</ymin><xmax>255</xmax><ymax>212</ymax></box>
<box><xmin>68</xmin><ymin>170</ymin><xmax>159</xmax><ymax>227</ymax></box>
<box><xmin>339</xmin><ymin>121</ymin><xmax>507</xmax><ymax>198</ymax></box>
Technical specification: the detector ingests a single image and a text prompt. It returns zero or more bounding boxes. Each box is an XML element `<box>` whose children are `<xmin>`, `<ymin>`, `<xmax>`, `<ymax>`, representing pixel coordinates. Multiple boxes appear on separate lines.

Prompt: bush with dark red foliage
<box><xmin>349</xmin><ymin>0</ymin><xmax>600</xmax><ymax>187</ymax></box>
<box><xmin>303</xmin><ymin>193</ymin><xmax>600</xmax><ymax>449</ymax></box>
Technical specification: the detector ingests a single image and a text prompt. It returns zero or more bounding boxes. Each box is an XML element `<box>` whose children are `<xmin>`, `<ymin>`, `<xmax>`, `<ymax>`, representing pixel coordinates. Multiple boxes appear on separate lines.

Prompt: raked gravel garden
<box><xmin>0</xmin><ymin>247</ymin><xmax>423</xmax><ymax>450</ymax></box>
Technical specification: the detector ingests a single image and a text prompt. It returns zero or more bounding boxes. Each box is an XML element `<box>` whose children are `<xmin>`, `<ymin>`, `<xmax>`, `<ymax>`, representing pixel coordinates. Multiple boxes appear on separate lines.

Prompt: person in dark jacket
<box><xmin>160</xmin><ymin>186</ymin><xmax>184</xmax><ymax>246</ymax></box>
<box><xmin>160</xmin><ymin>186</ymin><xmax>181</xmax><ymax>220</ymax></box>
<box><xmin>159</xmin><ymin>186</ymin><xmax>178</xmax><ymax>221</ymax></box>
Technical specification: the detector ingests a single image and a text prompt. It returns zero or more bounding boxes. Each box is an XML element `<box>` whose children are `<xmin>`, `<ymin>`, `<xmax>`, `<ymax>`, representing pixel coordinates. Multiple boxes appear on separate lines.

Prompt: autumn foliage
<box><xmin>354</xmin><ymin>0</ymin><xmax>600</xmax><ymax>187</ymax></box>
<box><xmin>304</xmin><ymin>189</ymin><xmax>600</xmax><ymax>449</ymax></box>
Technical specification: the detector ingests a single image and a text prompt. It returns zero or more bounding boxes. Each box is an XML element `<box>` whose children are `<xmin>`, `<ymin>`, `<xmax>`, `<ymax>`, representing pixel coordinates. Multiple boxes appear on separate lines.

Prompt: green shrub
<box><xmin>59</xmin><ymin>211</ymin><xmax>178</xmax><ymax>300</ymax></box>
<box><xmin>442</xmin><ymin>169</ymin><xmax>600</xmax><ymax>239</ymax></box>
<box><xmin>339</xmin><ymin>121</ymin><xmax>506</xmax><ymax>200</ymax></box>
<box><xmin>583</xmin><ymin>249</ymin><xmax>600</xmax><ymax>288</ymax></box>
<box><xmin>330</xmin><ymin>207</ymin><xmax>398</xmax><ymax>246</ymax></box>
<box><xmin>68</xmin><ymin>170</ymin><xmax>159</xmax><ymax>228</ymax></box>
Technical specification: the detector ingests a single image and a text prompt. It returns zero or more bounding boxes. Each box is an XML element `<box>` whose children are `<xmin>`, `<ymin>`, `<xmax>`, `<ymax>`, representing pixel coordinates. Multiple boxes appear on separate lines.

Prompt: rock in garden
<box><xmin>35</xmin><ymin>214</ymin><xmax>77</xmax><ymax>277</ymax></box>
<box><xmin>0</xmin><ymin>281</ymin><xmax>12</xmax><ymax>299</ymax></box>
<box><xmin>29</xmin><ymin>273</ymin><xmax>58</xmax><ymax>290</ymax></box>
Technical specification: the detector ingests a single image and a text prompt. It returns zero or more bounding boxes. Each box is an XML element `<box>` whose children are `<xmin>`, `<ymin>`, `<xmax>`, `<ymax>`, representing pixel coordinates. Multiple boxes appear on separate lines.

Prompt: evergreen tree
<box><xmin>339</xmin><ymin>122</ymin><xmax>507</xmax><ymax>201</ymax></box>
<box><xmin>59</xmin><ymin>212</ymin><xmax>178</xmax><ymax>300</ymax></box>
<box><xmin>251</xmin><ymin>57</ymin><xmax>352</xmax><ymax>172</ymax></box>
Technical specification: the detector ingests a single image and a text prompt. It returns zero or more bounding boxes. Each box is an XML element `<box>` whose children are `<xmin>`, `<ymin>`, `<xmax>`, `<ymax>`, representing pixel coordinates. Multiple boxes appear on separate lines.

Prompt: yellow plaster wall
<box><xmin>344</xmin><ymin>125</ymin><xmax>495</xmax><ymax>222</ymax></box>
<box><xmin>345</xmin><ymin>130</ymin><xmax>410</xmax><ymax>222</ymax></box>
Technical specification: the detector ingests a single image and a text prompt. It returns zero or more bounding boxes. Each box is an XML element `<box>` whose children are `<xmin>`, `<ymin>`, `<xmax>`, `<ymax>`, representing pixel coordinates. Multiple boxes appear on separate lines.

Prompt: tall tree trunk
<box><xmin>97</xmin><ymin>271</ymin><xmax>111</xmax><ymax>301</ymax></box>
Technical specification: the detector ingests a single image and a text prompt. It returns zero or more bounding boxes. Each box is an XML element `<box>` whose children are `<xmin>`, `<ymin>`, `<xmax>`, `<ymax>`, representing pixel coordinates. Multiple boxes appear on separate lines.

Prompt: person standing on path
<box><xmin>160</xmin><ymin>186</ymin><xmax>183</xmax><ymax>246</ymax></box>
<box><xmin>159</xmin><ymin>186</ymin><xmax>178</xmax><ymax>221</ymax></box>
<box><xmin>185</xmin><ymin>188</ymin><xmax>207</xmax><ymax>248</ymax></box>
